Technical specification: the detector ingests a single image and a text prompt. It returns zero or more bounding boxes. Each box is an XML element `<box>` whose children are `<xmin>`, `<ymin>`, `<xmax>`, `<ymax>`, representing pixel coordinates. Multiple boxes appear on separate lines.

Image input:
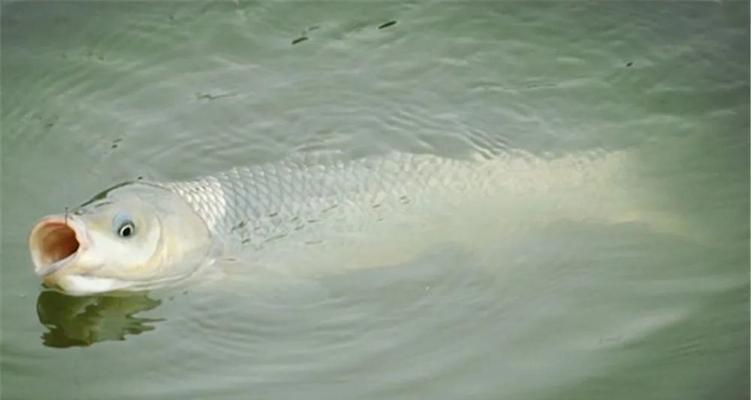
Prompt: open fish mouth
<box><xmin>29</xmin><ymin>216</ymin><xmax>86</xmax><ymax>277</ymax></box>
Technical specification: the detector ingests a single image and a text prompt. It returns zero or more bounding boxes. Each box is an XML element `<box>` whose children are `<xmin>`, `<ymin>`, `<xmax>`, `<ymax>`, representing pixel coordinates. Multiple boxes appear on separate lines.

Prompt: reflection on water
<box><xmin>36</xmin><ymin>290</ymin><xmax>163</xmax><ymax>348</ymax></box>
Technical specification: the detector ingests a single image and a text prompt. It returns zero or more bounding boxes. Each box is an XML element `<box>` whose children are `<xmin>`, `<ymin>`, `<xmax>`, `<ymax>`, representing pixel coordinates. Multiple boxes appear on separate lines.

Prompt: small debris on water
<box><xmin>292</xmin><ymin>36</ymin><xmax>308</xmax><ymax>45</ymax></box>
<box><xmin>231</xmin><ymin>220</ymin><xmax>246</xmax><ymax>232</ymax></box>
<box><xmin>195</xmin><ymin>92</ymin><xmax>236</xmax><ymax>101</ymax></box>
<box><xmin>626</xmin><ymin>61</ymin><xmax>634</xmax><ymax>67</ymax></box>
<box><xmin>378</xmin><ymin>20</ymin><xmax>397</xmax><ymax>29</ymax></box>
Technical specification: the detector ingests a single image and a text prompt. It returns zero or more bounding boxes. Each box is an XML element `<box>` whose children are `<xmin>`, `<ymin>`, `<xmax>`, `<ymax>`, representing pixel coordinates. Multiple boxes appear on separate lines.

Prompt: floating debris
<box><xmin>292</xmin><ymin>36</ymin><xmax>308</xmax><ymax>45</ymax></box>
<box><xmin>626</xmin><ymin>61</ymin><xmax>634</xmax><ymax>67</ymax></box>
<box><xmin>230</xmin><ymin>220</ymin><xmax>246</xmax><ymax>232</ymax></box>
<box><xmin>195</xmin><ymin>92</ymin><xmax>236</xmax><ymax>101</ymax></box>
<box><xmin>378</xmin><ymin>20</ymin><xmax>397</xmax><ymax>29</ymax></box>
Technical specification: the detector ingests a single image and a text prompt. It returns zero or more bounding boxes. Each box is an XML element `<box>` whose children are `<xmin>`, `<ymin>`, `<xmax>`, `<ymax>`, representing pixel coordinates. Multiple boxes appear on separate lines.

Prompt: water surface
<box><xmin>2</xmin><ymin>2</ymin><xmax>748</xmax><ymax>399</ymax></box>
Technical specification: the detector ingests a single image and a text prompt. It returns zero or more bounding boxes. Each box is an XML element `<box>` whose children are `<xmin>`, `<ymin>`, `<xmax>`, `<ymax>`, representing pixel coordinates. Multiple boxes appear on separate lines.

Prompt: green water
<box><xmin>1</xmin><ymin>2</ymin><xmax>748</xmax><ymax>399</ymax></box>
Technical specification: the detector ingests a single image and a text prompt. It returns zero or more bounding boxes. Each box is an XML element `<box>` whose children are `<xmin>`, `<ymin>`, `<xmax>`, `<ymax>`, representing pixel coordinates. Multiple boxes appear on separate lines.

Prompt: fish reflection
<box><xmin>36</xmin><ymin>290</ymin><xmax>163</xmax><ymax>348</ymax></box>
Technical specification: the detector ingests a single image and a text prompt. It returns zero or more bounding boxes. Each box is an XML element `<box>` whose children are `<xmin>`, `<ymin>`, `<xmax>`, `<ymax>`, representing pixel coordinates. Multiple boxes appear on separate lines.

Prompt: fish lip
<box><xmin>28</xmin><ymin>215</ymin><xmax>89</xmax><ymax>277</ymax></box>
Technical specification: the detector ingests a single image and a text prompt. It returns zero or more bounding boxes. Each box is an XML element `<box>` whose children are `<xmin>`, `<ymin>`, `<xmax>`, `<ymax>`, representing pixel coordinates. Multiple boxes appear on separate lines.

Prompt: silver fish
<box><xmin>29</xmin><ymin>150</ymin><xmax>634</xmax><ymax>295</ymax></box>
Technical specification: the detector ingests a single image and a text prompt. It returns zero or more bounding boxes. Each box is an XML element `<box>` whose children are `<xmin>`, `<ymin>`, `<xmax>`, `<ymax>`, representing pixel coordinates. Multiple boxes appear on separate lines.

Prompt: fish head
<box><xmin>29</xmin><ymin>182</ymin><xmax>212</xmax><ymax>295</ymax></box>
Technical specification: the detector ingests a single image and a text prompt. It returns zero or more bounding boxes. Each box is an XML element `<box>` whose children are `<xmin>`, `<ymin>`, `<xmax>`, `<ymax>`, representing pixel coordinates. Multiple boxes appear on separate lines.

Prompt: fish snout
<box><xmin>28</xmin><ymin>215</ymin><xmax>88</xmax><ymax>278</ymax></box>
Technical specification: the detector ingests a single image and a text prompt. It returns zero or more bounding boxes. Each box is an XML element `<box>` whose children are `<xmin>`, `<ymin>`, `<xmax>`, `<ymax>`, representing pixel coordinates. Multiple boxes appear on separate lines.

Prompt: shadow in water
<box><xmin>36</xmin><ymin>290</ymin><xmax>164</xmax><ymax>348</ymax></box>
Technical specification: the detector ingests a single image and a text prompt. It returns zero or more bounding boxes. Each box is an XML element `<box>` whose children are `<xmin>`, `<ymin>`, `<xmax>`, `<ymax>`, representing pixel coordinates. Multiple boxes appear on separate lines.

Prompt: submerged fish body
<box><xmin>29</xmin><ymin>150</ymin><xmax>635</xmax><ymax>295</ymax></box>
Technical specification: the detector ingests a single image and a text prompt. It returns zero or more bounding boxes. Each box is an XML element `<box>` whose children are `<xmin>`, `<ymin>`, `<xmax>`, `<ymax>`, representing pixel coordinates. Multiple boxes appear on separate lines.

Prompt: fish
<box><xmin>29</xmin><ymin>150</ymin><xmax>640</xmax><ymax>296</ymax></box>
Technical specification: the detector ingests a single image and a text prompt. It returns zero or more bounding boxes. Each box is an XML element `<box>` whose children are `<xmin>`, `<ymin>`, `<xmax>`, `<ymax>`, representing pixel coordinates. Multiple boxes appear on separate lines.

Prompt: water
<box><xmin>1</xmin><ymin>2</ymin><xmax>748</xmax><ymax>399</ymax></box>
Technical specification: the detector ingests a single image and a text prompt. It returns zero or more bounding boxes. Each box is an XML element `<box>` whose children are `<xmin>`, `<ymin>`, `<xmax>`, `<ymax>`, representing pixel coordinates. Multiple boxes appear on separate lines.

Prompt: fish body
<box><xmin>29</xmin><ymin>150</ymin><xmax>633</xmax><ymax>295</ymax></box>
<box><xmin>162</xmin><ymin>152</ymin><xmax>489</xmax><ymax>251</ymax></box>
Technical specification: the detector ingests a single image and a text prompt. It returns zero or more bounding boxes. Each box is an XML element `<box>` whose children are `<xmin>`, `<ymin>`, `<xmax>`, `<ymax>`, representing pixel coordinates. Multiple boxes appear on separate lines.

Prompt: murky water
<box><xmin>1</xmin><ymin>2</ymin><xmax>748</xmax><ymax>399</ymax></box>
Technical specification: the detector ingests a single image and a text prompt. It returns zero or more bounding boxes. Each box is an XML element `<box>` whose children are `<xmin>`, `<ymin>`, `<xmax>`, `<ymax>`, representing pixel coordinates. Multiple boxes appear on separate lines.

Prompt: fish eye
<box><xmin>118</xmin><ymin>223</ymin><xmax>135</xmax><ymax>238</ymax></box>
<box><xmin>113</xmin><ymin>212</ymin><xmax>136</xmax><ymax>238</ymax></box>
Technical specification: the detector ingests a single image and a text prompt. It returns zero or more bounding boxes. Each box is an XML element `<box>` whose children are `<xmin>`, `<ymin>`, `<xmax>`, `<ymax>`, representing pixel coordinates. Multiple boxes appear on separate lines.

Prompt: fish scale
<box><xmin>160</xmin><ymin>152</ymin><xmax>484</xmax><ymax>251</ymax></box>
<box><xmin>157</xmin><ymin>149</ymin><xmax>638</xmax><ymax>256</ymax></box>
